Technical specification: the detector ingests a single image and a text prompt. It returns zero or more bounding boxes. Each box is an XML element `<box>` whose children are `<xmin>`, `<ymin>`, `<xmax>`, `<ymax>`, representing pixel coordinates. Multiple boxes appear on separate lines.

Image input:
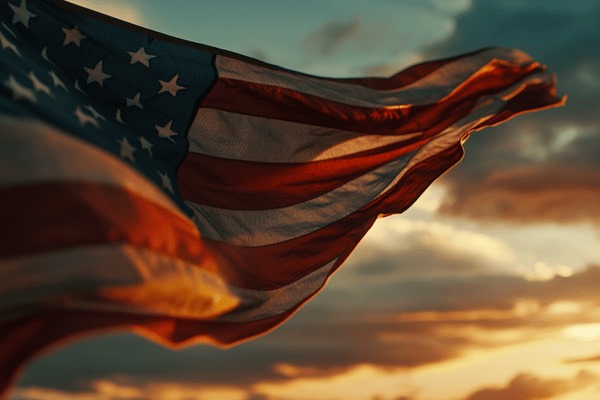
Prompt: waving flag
<box><xmin>0</xmin><ymin>0</ymin><xmax>564</xmax><ymax>394</ymax></box>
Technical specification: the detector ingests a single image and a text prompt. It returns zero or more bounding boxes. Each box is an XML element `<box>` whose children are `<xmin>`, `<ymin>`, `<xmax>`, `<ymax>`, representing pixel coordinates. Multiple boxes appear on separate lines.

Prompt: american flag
<box><xmin>0</xmin><ymin>0</ymin><xmax>564</xmax><ymax>393</ymax></box>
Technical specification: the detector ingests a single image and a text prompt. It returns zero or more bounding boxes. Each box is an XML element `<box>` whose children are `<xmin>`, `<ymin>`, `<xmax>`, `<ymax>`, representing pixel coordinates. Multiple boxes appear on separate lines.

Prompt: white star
<box><xmin>158</xmin><ymin>171</ymin><xmax>174</xmax><ymax>193</ymax></box>
<box><xmin>139</xmin><ymin>136</ymin><xmax>153</xmax><ymax>156</ymax></box>
<box><xmin>74</xmin><ymin>78</ymin><xmax>85</xmax><ymax>93</ymax></box>
<box><xmin>125</xmin><ymin>91</ymin><xmax>143</xmax><ymax>109</ymax></box>
<box><xmin>128</xmin><ymin>47</ymin><xmax>156</xmax><ymax>67</ymax></box>
<box><xmin>158</xmin><ymin>74</ymin><xmax>185</xmax><ymax>97</ymax></box>
<box><xmin>74</xmin><ymin>106</ymin><xmax>99</xmax><ymax>127</ymax></box>
<box><xmin>84</xmin><ymin>60</ymin><xmax>112</xmax><ymax>86</ymax></box>
<box><xmin>62</xmin><ymin>26</ymin><xmax>86</xmax><ymax>47</ymax></box>
<box><xmin>155</xmin><ymin>120</ymin><xmax>178</xmax><ymax>142</ymax></box>
<box><xmin>0</xmin><ymin>32</ymin><xmax>20</xmax><ymax>56</ymax></box>
<box><xmin>28</xmin><ymin>71</ymin><xmax>51</xmax><ymax>96</ymax></box>
<box><xmin>8</xmin><ymin>0</ymin><xmax>36</xmax><ymax>28</ymax></box>
<box><xmin>115</xmin><ymin>108</ymin><xmax>124</xmax><ymax>123</ymax></box>
<box><xmin>85</xmin><ymin>104</ymin><xmax>106</xmax><ymax>120</ymax></box>
<box><xmin>40</xmin><ymin>47</ymin><xmax>55</xmax><ymax>64</ymax></box>
<box><xmin>117</xmin><ymin>137</ymin><xmax>136</xmax><ymax>162</ymax></box>
<box><xmin>48</xmin><ymin>70</ymin><xmax>67</xmax><ymax>90</ymax></box>
<box><xmin>4</xmin><ymin>74</ymin><xmax>36</xmax><ymax>103</ymax></box>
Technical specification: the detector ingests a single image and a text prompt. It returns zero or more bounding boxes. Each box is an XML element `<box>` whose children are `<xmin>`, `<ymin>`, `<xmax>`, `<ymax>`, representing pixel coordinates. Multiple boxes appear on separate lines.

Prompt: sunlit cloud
<box><xmin>409</xmin><ymin>184</ymin><xmax>446</xmax><ymax>213</ymax></box>
<box><xmin>463</xmin><ymin>370</ymin><xmax>598</xmax><ymax>400</ymax></box>
<box><xmin>12</xmin><ymin>269</ymin><xmax>600</xmax><ymax>400</ymax></box>
<box><xmin>522</xmin><ymin>261</ymin><xmax>574</xmax><ymax>282</ymax></box>
<box><xmin>11</xmin><ymin>381</ymin><xmax>249</xmax><ymax>400</ymax></box>
<box><xmin>253</xmin><ymin>364</ymin><xmax>417</xmax><ymax>400</ymax></box>
<box><xmin>389</xmin><ymin>299</ymin><xmax>541</xmax><ymax>323</ymax></box>
<box><xmin>563</xmin><ymin>324</ymin><xmax>600</xmax><ymax>342</ymax></box>
<box><xmin>546</xmin><ymin>301</ymin><xmax>586</xmax><ymax>315</ymax></box>
<box><xmin>340</xmin><ymin>216</ymin><xmax>516</xmax><ymax>284</ymax></box>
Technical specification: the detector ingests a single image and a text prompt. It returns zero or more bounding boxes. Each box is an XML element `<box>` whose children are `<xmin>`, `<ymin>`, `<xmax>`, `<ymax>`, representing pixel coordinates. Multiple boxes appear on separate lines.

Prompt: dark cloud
<box><xmin>463</xmin><ymin>370</ymin><xmax>597</xmax><ymax>400</ymax></box>
<box><xmin>302</xmin><ymin>17</ymin><xmax>362</xmax><ymax>56</ymax></box>
<box><xmin>439</xmin><ymin>164</ymin><xmax>600</xmax><ymax>224</ymax></box>
<box><xmin>350</xmin><ymin>233</ymin><xmax>491</xmax><ymax>280</ymax></box>
<box><xmin>420</xmin><ymin>0</ymin><xmax>600</xmax><ymax>225</ymax></box>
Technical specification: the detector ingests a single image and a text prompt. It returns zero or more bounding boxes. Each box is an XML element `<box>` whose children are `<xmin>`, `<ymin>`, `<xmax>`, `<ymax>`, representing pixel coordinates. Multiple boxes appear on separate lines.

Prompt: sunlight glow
<box><xmin>563</xmin><ymin>324</ymin><xmax>600</xmax><ymax>342</ymax></box>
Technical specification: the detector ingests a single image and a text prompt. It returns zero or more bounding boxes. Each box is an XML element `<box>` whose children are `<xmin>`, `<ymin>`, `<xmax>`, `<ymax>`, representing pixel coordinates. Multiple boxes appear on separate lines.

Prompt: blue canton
<box><xmin>0</xmin><ymin>0</ymin><xmax>217</xmax><ymax>214</ymax></box>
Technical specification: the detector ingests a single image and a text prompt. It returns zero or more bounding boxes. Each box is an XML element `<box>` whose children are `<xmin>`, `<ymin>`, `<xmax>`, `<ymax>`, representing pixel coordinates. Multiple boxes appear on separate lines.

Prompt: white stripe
<box><xmin>0</xmin><ymin>114</ymin><xmax>186</xmax><ymax>218</ymax></box>
<box><xmin>0</xmin><ymin>244</ymin><xmax>239</xmax><ymax>322</ymax></box>
<box><xmin>186</xmin><ymin>151</ymin><xmax>415</xmax><ymax>247</ymax></box>
<box><xmin>215</xmin><ymin>48</ymin><xmax>534</xmax><ymax>107</ymax></box>
<box><xmin>188</xmin><ymin>108</ymin><xmax>421</xmax><ymax>163</ymax></box>
<box><xmin>219</xmin><ymin>258</ymin><xmax>338</xmax><ymax>322</ymax></box>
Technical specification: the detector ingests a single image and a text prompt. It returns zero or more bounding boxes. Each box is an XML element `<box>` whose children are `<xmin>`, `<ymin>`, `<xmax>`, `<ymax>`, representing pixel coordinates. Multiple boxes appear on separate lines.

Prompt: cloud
<box><xmin>439</xmin><ymin>164</ymin><xmax>600</xmax><ymax>225</ymax></box>
<box><xmin>417</xmin><ymin>0</ymin><xmax>600</xmax><ymax>226</ymax></box>
<box><xmin>302</xmin><ymin>17</ymin><xmax>362</xmax><ymax>56</ymax></box>
<box><xmin>262</xmin><ymin>265</ymin><xmax>600</xmax><ymax>371</ymax></box>
<box><xmin>296</xmin><ymin>0</ymin><xmax>471</xmax><ymax>77</ymax></box>
<box><xmin>10</xmin><ymin>381</ymin><xmax>251</xmax><ymax>400</ymax></box>
<box><xmin>251</xmin><ymin>364</ymin><xmax>421</xmax><ymax>400</ymax></box>
<box><xmin>339</xmin><ymin>217</ymin><xmax>516</xmax><ymax>283</ymax></box>
<box><xmin>13</xmin><ymin>266</ymin><xmax>600</xmax><ymax>399</ymax></box>
<box><xmin>463</xmin><ymin>370</ymin><xmax>597</xmax><ymax>400</ymax></box>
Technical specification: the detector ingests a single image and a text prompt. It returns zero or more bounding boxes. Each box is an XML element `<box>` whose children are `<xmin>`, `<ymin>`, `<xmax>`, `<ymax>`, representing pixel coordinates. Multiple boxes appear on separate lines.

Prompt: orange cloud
<box><xmin>12</xmin><ymin>381</ymin><xmax>250</xmax><ymax>400</ymax></box>
<box><xmin>463</xmin><ymin>370</ymin><xmax>597</xmax><ymax>400</ymax></box>
<box><xmin>12</xmin><ymin>268</ymin><xmax>600</xmax><ymax>399</ymax></box>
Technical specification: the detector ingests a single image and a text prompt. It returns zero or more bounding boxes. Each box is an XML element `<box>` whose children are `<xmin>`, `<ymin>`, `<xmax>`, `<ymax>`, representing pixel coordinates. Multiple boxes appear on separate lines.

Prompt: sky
<box><xmin>7</xmin><ymin>1</ymin><xmax>600</xmax><ymax>399</ymax></box>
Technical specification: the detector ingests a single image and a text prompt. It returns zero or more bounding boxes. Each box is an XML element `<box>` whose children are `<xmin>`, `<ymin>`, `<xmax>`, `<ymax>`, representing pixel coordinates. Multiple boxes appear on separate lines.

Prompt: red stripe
<box><xmin>0</xmin><ymin>183</ymin><xmax>205</xmax><ymax>263</ymax></box>
<box><xmin>202</xmin><ymin>61</ymin><xmax>540</xmax><ymax>135</ymax></box>
<box><xmin>178</xmin><ymin>137</ymin><xmax>428</xmax><ymax>210</ymax></box>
